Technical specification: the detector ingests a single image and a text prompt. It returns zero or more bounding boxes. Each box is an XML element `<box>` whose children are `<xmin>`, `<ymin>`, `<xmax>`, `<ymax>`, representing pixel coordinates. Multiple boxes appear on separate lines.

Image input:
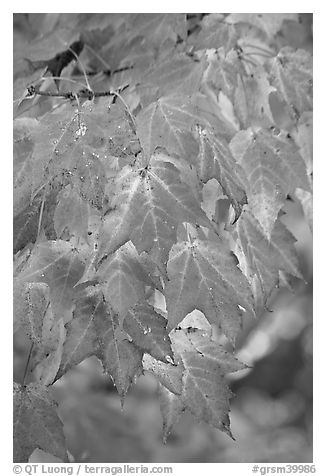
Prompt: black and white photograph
<box><xmin>13</xmin><ymin>11</ymin><xmax>313</xmax><ymax>469</ymax></box>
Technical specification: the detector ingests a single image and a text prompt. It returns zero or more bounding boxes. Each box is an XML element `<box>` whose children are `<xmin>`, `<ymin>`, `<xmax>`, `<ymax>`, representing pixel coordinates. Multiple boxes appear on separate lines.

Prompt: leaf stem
<box><xmin>23</xmin><ymin>342</ymin><xmax>34</xmax><ymax>386</ymax></box>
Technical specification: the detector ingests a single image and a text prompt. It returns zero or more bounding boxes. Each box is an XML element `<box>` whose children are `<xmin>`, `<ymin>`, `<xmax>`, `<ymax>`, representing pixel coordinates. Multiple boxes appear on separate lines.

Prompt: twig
<box><xmin>67</xmin><ymin>44</ymin><xmax>92</xmax><ymax>92</ymax></box>
<box><xmin>26</xmin><ymin>84</ymin><xmax>129</xmax><ymax>100</ymax></box>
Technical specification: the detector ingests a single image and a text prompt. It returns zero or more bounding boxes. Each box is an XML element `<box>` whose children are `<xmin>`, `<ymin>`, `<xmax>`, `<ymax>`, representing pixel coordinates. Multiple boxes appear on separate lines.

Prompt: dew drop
<box><xmin>165</xmin><ymin>355</ymin><xmax>174</xmax><ymax>364</ymax></box>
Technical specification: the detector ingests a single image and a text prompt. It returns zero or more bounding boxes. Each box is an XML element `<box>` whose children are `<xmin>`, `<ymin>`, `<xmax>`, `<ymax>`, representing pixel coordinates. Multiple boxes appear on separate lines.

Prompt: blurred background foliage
<box><xmin>13</xmin><ymin>13</ymin><xmax>313</xmax><ymax>463</ymax></box>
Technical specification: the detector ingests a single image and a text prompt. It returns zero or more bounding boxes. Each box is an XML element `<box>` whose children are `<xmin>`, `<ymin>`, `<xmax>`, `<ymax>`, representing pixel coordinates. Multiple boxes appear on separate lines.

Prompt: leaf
<box><xmin>158</xmin><ymin>385</ymin><xmax>185</xmax><ymax>442</ymax></box>
<box><xmin>54</xmin><ymin>185</ymin><xmax>89</xmax><ymax>240</ymax></box>
<box><xmin>13</xmin><ymin>382</ymin><xmax>67</xmax><ymax>463</ymax></box>
<box><xmin>165</xmin><ymin>237</ymin><xmax>254</xmax><ymax>342</ymax></box>
<box><xmin>139</xmin><ymin>54</ymin><xmax>206</xmax><ymax>99</ymax></box>
<box><xmin>162</xmin><ymin>328</ymin><xmax>246</xmax><ymax>438</ymax></box>
<box><xmin>14</xmin><ymin>282</ymin><xmax>50</xmax><ymax>346</ymax></box>
<box><xmin>136</xmin><ymin>95</ymin><xmax>200</xmax><ymax>161</ymax></box>
<box><xmin>102</xmin><ymin>338</ymin><xmax>143</xmax><ymax>400</ymax></box>
<box><xmin>295</xmin><ymin>189</ymin><xmax>313</xmax><ymax>233</ymax></box>
<box><xmin>236</xmin><ymin>209</ymin><xmax>303</xmax><ymax>304</ymax></box>
<box><xmin>57</xmin><ymin>285</ymin><xmax>143</xmax><ymax>397</ymax></box>
<box><xmin>202</xmin><ymin>48</ymin><xmax>244</xmax><ymax>102</ymax></box>
<box><xmin>125</xmin><ymin>13</ymin><xmax>187</xmax><ymax>48</ymax></box>
<box><xmin>13</xmin><ymin>118</ymin><xmax>40</xmax><ymax>216</ymax></box>
<box><xmin>231</xmin><ymin>128</ymin><xmax>310</xmax><ymax>237</ymax></box>
<box><xmin>96</xmin><ymin>242</ymin><xmax>158</xmax><ymax>319</ymax></box>
<box><xmin>226</xmin><ymin>13</ymin><xmax>298</xmax><ymax>38</ymax></box>
<box><xmin>143</xmin><ymin>354</ymin><xmax>183</xmax><ymax>395</ymax></box>
<box><xmin>123</xmin><ymin>303</ymin><xmax>173</xmax><ymax>362</ymax></box>
<box><xmin>292</xmin><ymin>112</ymin><xmax>313</xmax><ymax>175</ymax></box>
<box><xmin>233</xmin><ymin>69</ymin><xmax>276</xmax><ymax>127</ymax></box>
<box><xmin>31</xmin><ymin>100</ymin><xmax>138</xmax><ymax>199</ymax></box>
<box><xmin>71</xmin><ymin>151</ymin><xmax>107</xmax><ymax>210</ymax></box>
<box><xmin>17</xmin><ymin>240</ymin><xmax>86</xmax><ymax>318</ymax></box>
<box><xmin>97</xmin><ymin>152</ymin><xmax>212</xmax><ymax>265</ymax></box>
<box><xmin>194</xmin><ymin>125</ymin><xmax>247</xmax><ymax>221</ymax></box>
<box><xmin>57</xmin><ymin>285</ymin><xmax>117</xmax><ymax>378</ymax></box>
<box><xmin>269</xmin><ymin>47</ymin><xmax>312</xmax><ymax>116</ymax></box>
<box><xmin>34</xmin><ymin>318</ymin><xmax>66</xmax><ymax>386</ymax></box>
<box><xmin>189</xmin><ymin>14</ymin><xmax>238</xmax><ymax>52</ymax></box>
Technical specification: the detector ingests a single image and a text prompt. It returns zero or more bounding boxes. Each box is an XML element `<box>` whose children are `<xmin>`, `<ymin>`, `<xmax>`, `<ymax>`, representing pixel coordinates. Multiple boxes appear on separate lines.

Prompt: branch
<box><xmin>26</xmin><ymin>84</ymin><xmax>129</xmax><ymax>101</ymax></box>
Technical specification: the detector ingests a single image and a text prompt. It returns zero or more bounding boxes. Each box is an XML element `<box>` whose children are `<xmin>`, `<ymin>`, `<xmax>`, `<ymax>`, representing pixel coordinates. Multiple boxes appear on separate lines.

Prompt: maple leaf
<box><xmin>57</xmin><ymin>285</ymin><xmax>117</xmax><ymax>378</ymax></box>
<box><xmin>202</xmin><ymin>48</ymin><xmax>244</xmax><ymax>103</ymax></box>
<box><xmin>138</xmin><ymin>54</ymin><xmax>206</xmax><ymax>101</ymax></box>
<box><xmin>101</xmin><ymin>338</ymin><xmax>143</xmax><ymax>400</ymax></box>
<box><xmin>13</xmin><ymin>118</ymin><xmax>40</xmax><ymax>216</ymax></box>
<box><xmin>97</xmin><ymin>152</ymin><xmax>212</xmax><ymax>266</ymax></box>
<box><xmin>33</xmin><ymin>318</ymin><xmax>66</xmax><ymax>386</ymax></box>
<box><xmin>189</xmin><ymin>14</ymin><xmax>238</xmax><ymax>52</ymax></box>
<box><xmin>123</xmin><ymin>303</ymin><xmax>173</xmax><ymax>363</ymax></box>
<box><xmin>14</xmin><ymin>282</ymin><xmax>50</xmax><ymax>346</ymax></box>
<box><xmin>57</xmin><ymin>285</ymin><xmax>143</xmax><ymax>397</ymax></box>
<box><xmin>194</xmin><ymin>125</ymin><xmax>247</xmax><ymax>221</ymax></box>
<box><xmin>269</xmin><ymin>47</ymin><xmax>312</xmax><ymax>117</ymax></box>
<box><xmin>136</xmin><ymin>95</ymin><xmax>200</xmax><ymax>161</ymax></box>
<box><xmin>54</xmin><ymin>185</ymin><xmax>89</xmax><ymax>240</ymax></box>
<box><xmin>292</xmin><ymin>112</ymin><xmax>313</xmax><ymax>175</ymax></box>
<box><xmin>233</xmin><ymin>68</ymin><xmax>276</xmax><ymax>128</ymax></box>
<box><xmin>225</xmin><ymin>13</ymin><xmax>298</xmax><ymax>39</ymax></box>
<box><xmin>125</xmin><ymin>13</ymin><xmax>187</xmax><ymax>49</ymax></box>
<box><xmin>96</xmin><ymin>242</ymin><xmax>160</xmax><ymax>319</ymax></box>
<box><xmin>16</xmin><ymin>240</ymin><xmax>86</xmax><ymax>318</ymax></box>
<box><xmin>158</xmin><ymin>385</ymin><xmax>185</xmax><ymax>442</ymax></box>
<box><xmin>165</xmin><ymin>236</ymin><xmax>254</xmax><ymax>342</ymax></box>
<box><xmin>158</xmin><ymin>328</ymin><xmax>246</xmax><ymax>438</ymax></box>
<box><xmin>143</xmin><ymin>354</ymin><xmax>183</xmax><ymax>395</ymax></box>
<box><xmin>13</xmin><ymin>382</ymin><xmax>67</xmax><ymax>463</ymax></box>
<box><xmin>236</xmin><ymin>209</ymin><xmax>303</xmax><ymax>304</ymax></box>
<box><xmin>230</xmin><ymin>128</ymin><xmax>310</xmax><ymax>237</ymax></box>
<box><xmin>31</xmin><ymin>100</ymin><xmax>138</xmax><ymax>199</ymax></box>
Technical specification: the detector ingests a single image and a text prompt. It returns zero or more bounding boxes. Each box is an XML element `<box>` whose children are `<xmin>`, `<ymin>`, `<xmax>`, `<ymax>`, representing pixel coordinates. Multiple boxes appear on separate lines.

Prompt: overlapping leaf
<box><xmin>165</xmin><ymin>237</ymin><xmax>254</xmax><ymax>342</ymax></box>
<box><xmin>194</xmin><ymin>125</ymin><xmax>247</xmax><ymax>220</ymax></box>
<box><xmin>54</xmin><ymin>185</ymin><xmax>89</xmax><ymax>240</ymax></box>
<box><xmin>236</xmin><ymin>209</ymin><xmax>303</xmax><ymax>303</ymax></box>
<box><xmin>13</xmin><ymin>383</ymin><xmax>67</xmax><ymax>463</ymax></box>
<box><xmin>57</xmin><ymin>285</ymin><xmax>113</xmax><ymax>378</ymax></box>
<box><xmin>125</xmin><ymin>13</ymin><xmax>187</xmax><ymax>48</ymax></box>
<box><xmin>233</xmin><ymin>69</ymin><xmax>276</xmax><ymax>128</ymax></box>
<box><xmin>136</xmin><ymin>95</ymin><xmax>200</xmax><ymax>161</ymax></box>
<box><xmin>189</xmin><ymin>14</ymin><xmax>238</xmax><ymax>52</ymax></box>
<box><xmin>269</xmin><ymin>47</ymin><xmax>312</xmax><ymax>116</ymax></box>
<box><xmin>96</xmin><ymin>242</ymin><xmax>160</xmax><ymax>318</ymax></box>
<box><xmin>13</xmin><ymin>118</ymin><xmax>40</xmax><ymax>215</ymax></box>
<box><xmin>97</xmin><ymin>152</ymin><xmax>212</xmax><ymax>265</ymax></box>
<box><xmin>158</xmin><ymin>328</ymin><xmax>246</xmax><ymax>437</ymax></box>
<box><xmin>17</xmin><ymin>240</ymin><xmax>86</xmax><ymax>317</ymax></box>
<box><xmin>57</xmin><ymin>285</ymin><xmax>143</xmax><ymax>397</ymax></box>
<box><xmin>231</xmin><ymin>128</ymin><xmax>310</xmax><ymax>237</ymax></box>
<box><xmin>123</xmin><ymin>303</ymin><xmax>173</xmax><ymax>362</ymax></box>
<box><xmin>138</xmin><ymin>54</ymin><xmax>206</xmax><ymax>101</ymax></box>
<box><xmin>226</xmin><ymin>13</ymin><xmax>298</xmax><ymax>39</ymax></box>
